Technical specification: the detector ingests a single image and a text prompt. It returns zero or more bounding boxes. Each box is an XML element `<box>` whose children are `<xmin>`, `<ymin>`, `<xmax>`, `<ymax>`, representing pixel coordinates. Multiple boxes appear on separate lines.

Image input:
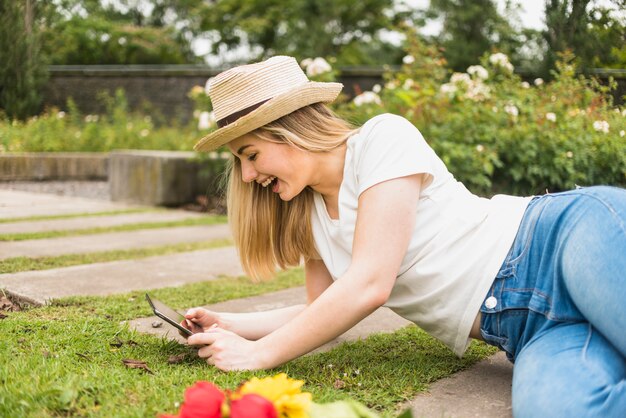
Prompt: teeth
<box><xmin>261</xmin><ymin>176</ymin><xmax>275</xmax><ymax>187</ymax></box>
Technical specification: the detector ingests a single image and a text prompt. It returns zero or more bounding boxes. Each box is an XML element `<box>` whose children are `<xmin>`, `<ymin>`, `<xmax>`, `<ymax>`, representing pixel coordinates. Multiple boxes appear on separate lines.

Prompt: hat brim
<box><xmin>193</xmin><ymin>81</ymin><xmax>343</xmax><ymax>152</ymax></box>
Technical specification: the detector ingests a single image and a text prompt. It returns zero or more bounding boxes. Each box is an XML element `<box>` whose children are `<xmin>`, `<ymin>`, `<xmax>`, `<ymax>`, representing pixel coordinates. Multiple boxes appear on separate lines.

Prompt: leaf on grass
<box><xmin>122</xmin><ymin>358</ymin><xmax>153</xmax><ymax>374</ymax></box>
<box><xmin>110</xmin><ymin>337</ymin><xmax>139</xmax><ymax>348</ymax></box>
<box><xmin>0</xmin><ymin>295</ymin><xmax>20</xmax><ymax>312</ymax></box>
<box><xmin>0</xmin><ymin>312</ymin><xmax>7</xmax><ymax>320</ymax></box>
<box><xmin>167</xmin><ymin>354</ymin><xmax>187</xmax><ymax>364</ymax></box>
<box><xmin>333</xmin><ymin>379</ymin><xmax>346</xmax><ymax>389</ymax></box>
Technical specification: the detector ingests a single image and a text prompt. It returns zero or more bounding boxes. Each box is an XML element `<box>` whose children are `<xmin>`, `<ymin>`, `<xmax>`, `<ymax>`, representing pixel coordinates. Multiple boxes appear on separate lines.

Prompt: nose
<box><xmin>240</xmin><ymin>159</ymin><xmax>258</xmax><ymax>183</ymax></box>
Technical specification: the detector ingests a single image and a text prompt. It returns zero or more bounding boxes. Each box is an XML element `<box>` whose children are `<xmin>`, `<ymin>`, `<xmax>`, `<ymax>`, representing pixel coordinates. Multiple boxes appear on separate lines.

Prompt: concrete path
<box><xmin>0</xmin><ymin>247</ymin><xmax>243</xmax><ymax>305</ymax></box>
<box><xmin>409</xmin><ymin>352</ymin><xmax>513</xmax><ymax>418</ymax></box>
<box><xmin>0</xmin><ymin>224</ymin><xmax>231</xmax><ymax>260</ymax></box>
<box><xmin>0</xmin><ymin>210</ymin><xmax>206</xmax><ymax>234</ymax></box>
<box><xmin>0</xmin><ymin>189</ymin><xmax>141</xmax><ymax>219</ymax></box>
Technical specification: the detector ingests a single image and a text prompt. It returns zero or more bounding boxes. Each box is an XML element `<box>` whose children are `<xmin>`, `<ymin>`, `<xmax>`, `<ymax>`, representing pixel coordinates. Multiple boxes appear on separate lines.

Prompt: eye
<box><xmin>247</xmin><ymin>153</ymin><xmax>257</xmax><ymax>162</ymax></box>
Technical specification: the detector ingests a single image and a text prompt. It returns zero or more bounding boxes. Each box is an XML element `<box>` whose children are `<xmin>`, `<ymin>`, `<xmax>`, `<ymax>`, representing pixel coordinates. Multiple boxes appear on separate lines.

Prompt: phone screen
<box><xmin>145</xmin><ymin>293</ymin><xmax>192</xmax><ymax>336</ymax></box>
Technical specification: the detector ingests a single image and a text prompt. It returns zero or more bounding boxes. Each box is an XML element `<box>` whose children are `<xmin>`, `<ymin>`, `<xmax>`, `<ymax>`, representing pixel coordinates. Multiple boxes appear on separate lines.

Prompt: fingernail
<box><xmin>210</xmin><ymin>323</ymin><xmax>218</xmax><ymax>329</ymax></box>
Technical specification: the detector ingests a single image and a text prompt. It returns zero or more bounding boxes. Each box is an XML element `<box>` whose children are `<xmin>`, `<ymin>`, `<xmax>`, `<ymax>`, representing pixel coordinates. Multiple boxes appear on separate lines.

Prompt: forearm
<box><xmin>218</xmin><ymin>304</ymin><xmax>306</xmax><ymax>340</ymax></box>
<box><xmin>256</xmin><ymin>274</ymin><xmax>384</xmax><ymax>368</ymax></box>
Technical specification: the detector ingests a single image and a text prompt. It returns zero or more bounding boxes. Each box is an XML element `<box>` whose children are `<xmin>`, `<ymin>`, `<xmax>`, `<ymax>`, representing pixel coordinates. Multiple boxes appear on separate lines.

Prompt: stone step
<box><xmin>0</xmin><ymin>246</ymin><xmax>243</xmax><ymax>305</ymax></box>
<box><xmin>129</xmin><ymin>286</ymin><xmax>412</xmax><ymax>354</ymax></box>
<box><xmin>0</xmin><ymin>189</ymin><xmax>142</xmax><ymax>219</ymax></box>
<box><xmin>408</xmin><ymin>351</ymin><xmax>513</xmax><ymax>417</ymax></box>
<box><xmin>0</xmin><ymin>210</ymin><xmax>207</xmax><ymax>235</ymax></box>
<box><xmin>0</xmin><ymin>224</ymin><xmax>231</xmax><ymax>260</ymax></box>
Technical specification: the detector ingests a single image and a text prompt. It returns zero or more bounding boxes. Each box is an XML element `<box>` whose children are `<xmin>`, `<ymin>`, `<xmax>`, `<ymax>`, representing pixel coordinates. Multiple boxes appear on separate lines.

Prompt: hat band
<box><xmin>216</xmin><ymin>98</ymin><xmax>271</xmax><ymax>128</ymax></box>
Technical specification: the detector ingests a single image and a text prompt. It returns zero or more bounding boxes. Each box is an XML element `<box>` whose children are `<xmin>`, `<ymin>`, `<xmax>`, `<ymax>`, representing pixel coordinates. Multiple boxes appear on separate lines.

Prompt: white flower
<box><xmin>353</xmin><ymin>91</ymin><xmax>381</xmax><ymax>107</ymax></box>
<box><xmin>372</xmin><ymin>84</ymin><xmax>381</xmax><ymax>93</ymax></box>
<box><xmin>450</xmin><ymin>72</ymin><xmax>471</xmax><ymax>86</ymax></box>
<box><xmin>546</xmin><ymin>112</ymin><xmax>557</xmax><ymax>122</ymax></box>
<box><xmin>118</xmin><ymin>37</ymin><xmax>127</xmax><ymax>45</ymax></box>
<box><xmin>440</xmin><ymin>83</ymin><xmax>457</xmax><ymax>95</ymax></box>
<box><xmin>198</xmin><ymin>111</ymin><xmax>215</xmax><ymax>130</ymax></box>
<box><xmin>402</xmin><ymin>55</ymin><xmax>415</xmax><ymax>65</ymax></box>
<box><xmin>476</xmin><ymin>144</ymin><xmax>485</xmax><ymax>152</ymax></box>
<box><xmin>593</xmin><ymin>120</ymin><xmax>610</xmax><ymax>133</ymax></box>
<box><xmin>300</xmin><ymin>58</ymin><xmax>313</xmax><ymax>68</ymax></box>
<box><xmin>385</xmin><ymin>81</ymin><xmax>398</xmax><ymax>89</ymax></box>
<box><xmin>466</xmin><ymin>81</ymin><xmax>490</xmax><ymax>101</ymax></box>
<box><xmin>304</xmin><ymin>57</ymin><xmax>332</xmax><ymax>77</ymax></box>
<box><xmin>521</xmin><ymin>81</ymin><xmax>530</xmax><ymax>89</ymax></box>
<box><xmin>488</xmin><ymin>53</ymin><xmax>514</xmax><ymax>72</ymax></box>
<box><xmin>100</xmin><ymin>33</ymin><xmax>111</xmax><ymax>42</ymax></box>
<box><xmin>57</xmin><ymin>111</ymin><xmax>66</xmax><ymax>119</ymax></box>
<box><xmin>140</xmin><ymin>129</ymin><xmax>150</xmax><ymax>137</ymax></box>
<box><xmin>504</xmin><ymin>104</ymin><xmax>519</xmax><ymax>117</ymax></box>
<box><xmin>467</xmin><ymin>65</ymin><xmax>488</xmax><ymax>80</ymax></box>
<box><xmin>620</xmin><ymin>130</ymin><xmax>625</xmax><ymax>137</ymax></box>
<box><xmin>534</xmin><ymin>78</ymin><xmax>544</xmax><ymax>86</ymax></box>
<box><xmin>403</xmin><ymin>78</ymin><xmax>414</xmax><ymax>90</ymax></box>
<box><xmin>566</xmin><ymin>151</ymin><xmax>574</xmax><ymax>158</ymax></box>
<box><xmin>492</xmin><ymin>106</ymin><xmax>498</xmax><ymax>113</ymax></box>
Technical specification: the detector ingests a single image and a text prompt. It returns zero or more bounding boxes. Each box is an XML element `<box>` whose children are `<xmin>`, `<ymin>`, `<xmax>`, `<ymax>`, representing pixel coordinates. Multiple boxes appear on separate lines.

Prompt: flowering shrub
<box><xmin>337</xmin><ymin>32</ymin><xmax>625</xmax><ymax>196</ymax></box>
<box><xmin>161</xmin><ymin>374</ymin><xmax>385</xmax><ymax>418</ymax></box>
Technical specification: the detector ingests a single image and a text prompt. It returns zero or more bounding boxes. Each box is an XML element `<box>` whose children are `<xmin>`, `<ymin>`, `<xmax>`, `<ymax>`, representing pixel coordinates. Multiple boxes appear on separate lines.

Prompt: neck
<box><xmin>308</xmin><ymin>143</ymin><xmax>346</xmax><ymax>199</ymax></box>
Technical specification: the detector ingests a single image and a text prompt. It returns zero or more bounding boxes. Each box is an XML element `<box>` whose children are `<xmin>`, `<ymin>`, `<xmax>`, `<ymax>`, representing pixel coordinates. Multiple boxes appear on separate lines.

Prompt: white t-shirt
<box><xmin>311</xmin><ymin>114</ymin><xmax>532</xmax><ymax>356</ymax></box>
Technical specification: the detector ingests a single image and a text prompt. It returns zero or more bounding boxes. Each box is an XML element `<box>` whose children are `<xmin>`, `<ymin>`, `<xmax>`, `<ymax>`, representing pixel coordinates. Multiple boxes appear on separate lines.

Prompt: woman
<box><xmin>181</xmin><ymin>56</ymin><xmax>626</xmax><ymax>417</ymax></box>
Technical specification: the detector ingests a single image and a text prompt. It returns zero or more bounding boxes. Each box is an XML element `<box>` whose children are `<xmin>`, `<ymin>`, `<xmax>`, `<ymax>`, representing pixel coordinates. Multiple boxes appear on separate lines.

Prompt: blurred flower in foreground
<box><xmin>301</xmin><ymin>57</ymin><xmax>332</xmax><ymax>77</ymax></box>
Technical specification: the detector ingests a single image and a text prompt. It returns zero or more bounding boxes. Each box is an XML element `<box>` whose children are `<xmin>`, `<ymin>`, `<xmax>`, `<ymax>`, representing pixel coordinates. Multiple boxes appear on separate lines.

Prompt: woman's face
<box><xmin>227</xmin><ymin>133</ymin><xmax>311</xmax><ymax>201</ymax></box>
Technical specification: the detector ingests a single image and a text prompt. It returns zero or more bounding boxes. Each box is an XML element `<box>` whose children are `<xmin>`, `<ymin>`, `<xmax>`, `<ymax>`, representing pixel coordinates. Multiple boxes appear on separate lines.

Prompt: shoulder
<box><xmin>358</xmin><ymin>113</ymin><xmax>417</xmax><ymax>138</ymax></box>
<box><xmin>349</xmin><ymin>113</ymin><xmax>426</xmax><ymax>158</ymax></box>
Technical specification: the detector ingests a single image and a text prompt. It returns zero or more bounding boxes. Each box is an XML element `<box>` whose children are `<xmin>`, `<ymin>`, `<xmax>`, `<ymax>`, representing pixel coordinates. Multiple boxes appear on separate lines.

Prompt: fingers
<box><xmin>186</xmin><ymin>325</ymin><xmax>221</xmax><ymax>346</ymax></box>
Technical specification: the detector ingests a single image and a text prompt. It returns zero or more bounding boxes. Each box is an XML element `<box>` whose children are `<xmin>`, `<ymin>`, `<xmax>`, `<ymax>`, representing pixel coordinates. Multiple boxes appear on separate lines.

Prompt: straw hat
<box><xmin>193</xmin><ymin>56</ymin><xmax>343</xmax><ymax>152</ymax></box>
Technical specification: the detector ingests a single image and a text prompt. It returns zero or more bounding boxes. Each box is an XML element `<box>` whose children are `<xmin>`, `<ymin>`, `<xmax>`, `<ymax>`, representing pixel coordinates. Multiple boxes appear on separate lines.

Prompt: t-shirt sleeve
<box><xmin>354</xmin><ymin>114</ymin><xmax>436</xmax><ymax>196</ymax></box>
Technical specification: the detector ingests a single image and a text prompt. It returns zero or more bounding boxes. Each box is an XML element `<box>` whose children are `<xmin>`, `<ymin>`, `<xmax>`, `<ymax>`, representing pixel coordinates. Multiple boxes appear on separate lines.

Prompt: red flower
<box><xmin>230</xmin><ymin>394</ymin><xmax>278</xmax><ymax>418</ymax></box>
<box><xmin>164</xmin><ymin>381</ymin><xmax>225</xmax><ymax>418</ymax></box>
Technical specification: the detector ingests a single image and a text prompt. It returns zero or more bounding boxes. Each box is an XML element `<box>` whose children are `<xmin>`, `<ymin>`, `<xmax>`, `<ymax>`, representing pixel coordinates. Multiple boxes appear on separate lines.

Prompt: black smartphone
<box><xmin>145</xmin><ymin>293</ymin><xmax>193</xmax><ymax>336</ymax></box>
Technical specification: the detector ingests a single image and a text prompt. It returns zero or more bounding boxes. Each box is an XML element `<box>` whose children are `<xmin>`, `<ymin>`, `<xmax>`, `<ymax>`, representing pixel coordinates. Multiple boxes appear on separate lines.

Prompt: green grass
<box><xmin>0</xmin><ymin>269</ymin><xmax>497</xmax><ymax>418</ymax></box>
<box><xmin>0</xmin><ymin>209</ymin><xmax>157</xmax><ymax>224</ymax></box>
<box><xmin>0</xmin><ymin>215</ymin><xmax>228</xmax><ymax>241</ymax></box>
<box><xmin>0</xmin><ymin>239</ymin><xmax>233</xmax><ymax>274</ymax></box>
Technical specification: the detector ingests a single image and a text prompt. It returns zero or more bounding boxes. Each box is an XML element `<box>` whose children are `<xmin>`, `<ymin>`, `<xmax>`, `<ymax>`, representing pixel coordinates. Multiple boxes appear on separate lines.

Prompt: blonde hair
<box><xmin>227</xmin><ymin>103</ymin><xmax>358</xmax><ymax>280</ymax></box>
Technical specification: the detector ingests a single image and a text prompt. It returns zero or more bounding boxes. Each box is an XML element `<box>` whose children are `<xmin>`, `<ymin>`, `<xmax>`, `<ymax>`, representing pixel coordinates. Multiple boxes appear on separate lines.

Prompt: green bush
<box><xmin>337</xmin><ymin>35</ymin><xmax>626</xmax><ymax>196</ymax></box>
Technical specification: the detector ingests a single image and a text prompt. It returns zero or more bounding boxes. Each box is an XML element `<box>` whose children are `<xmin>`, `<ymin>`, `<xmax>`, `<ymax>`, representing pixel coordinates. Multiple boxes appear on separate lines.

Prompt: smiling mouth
<box><xmin>261</xmin><ymin>176</ymin><xmax>276</xmax><ymax>187</ymax></box>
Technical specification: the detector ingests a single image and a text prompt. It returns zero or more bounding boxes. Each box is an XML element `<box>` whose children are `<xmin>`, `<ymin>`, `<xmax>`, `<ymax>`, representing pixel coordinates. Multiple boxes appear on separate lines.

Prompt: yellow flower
<box><xmin>238</xmin><ymin>373</ymin><xmax>312</xmax><ymax>418</ymax></box>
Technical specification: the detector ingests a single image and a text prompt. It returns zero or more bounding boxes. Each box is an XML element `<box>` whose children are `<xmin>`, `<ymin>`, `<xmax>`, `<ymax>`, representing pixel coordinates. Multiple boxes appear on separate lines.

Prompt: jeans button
<box><xmin>485</xmin><ymin>296</ymin><xmax>498</xmax><ymax>309</ymax></box>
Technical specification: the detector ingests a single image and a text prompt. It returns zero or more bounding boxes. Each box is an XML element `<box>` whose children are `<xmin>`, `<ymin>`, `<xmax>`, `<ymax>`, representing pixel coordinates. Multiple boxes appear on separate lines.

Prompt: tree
<box><xmin>428</xmin><ymin>0</ymin><xmax>522</xmax><ymax>71</ymax></box>
<box><xmin>40</xmin><ymin>0</ymin><xmax>202</xmax><ymax>64</ymax></box>
<box><xmin>543</xmin><ymin>0</ymin><xmax>626</xmax><ymax>74</ymax></box>
<box><xmin>0</xmin><ymin>0</ymin><xmax>48</xmax><ymax>119</ymax></box>
<box><xmin>195</xmin><ymin>0</ymin><xmax>416</xmax><ymax>65</ymax></box>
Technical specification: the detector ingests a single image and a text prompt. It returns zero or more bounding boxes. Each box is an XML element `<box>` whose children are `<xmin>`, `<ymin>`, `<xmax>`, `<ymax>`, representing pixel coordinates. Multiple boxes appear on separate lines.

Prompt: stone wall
<box><xmin>43</xmin><ymin>65</ymin><xmax>388</xmax><ymax>122</ymax></box>
<box><xmin>0</xmin><ymin>153</ymin><xmax>108</xmax><ymax>181</ymax></box>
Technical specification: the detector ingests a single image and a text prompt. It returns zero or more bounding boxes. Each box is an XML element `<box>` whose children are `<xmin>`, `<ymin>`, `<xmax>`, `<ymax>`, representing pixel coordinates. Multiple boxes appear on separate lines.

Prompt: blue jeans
<box><xmin>479</xmin><ymin>186</ymin><xmax>626</xmax><ymax>418</ymax></box>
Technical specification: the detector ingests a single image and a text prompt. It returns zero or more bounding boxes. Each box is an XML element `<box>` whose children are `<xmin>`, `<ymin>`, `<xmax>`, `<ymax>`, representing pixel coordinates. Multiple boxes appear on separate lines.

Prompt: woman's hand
<box><xmin>187</xmin><ymin>327</ymin><xmax>266</xmax><ymax>371</ymax></box>
<box><xmin>178</xmin><ymin>308</ymin><xmax>221</xmax><ymax>337</ymax></box>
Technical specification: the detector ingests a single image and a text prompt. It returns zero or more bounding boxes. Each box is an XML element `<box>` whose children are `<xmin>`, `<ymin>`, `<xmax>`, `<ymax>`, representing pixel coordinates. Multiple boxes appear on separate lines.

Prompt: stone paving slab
<box><xmin>0</xmin><ymin>224</ymin><xmax>231</xmax><ymax>260</ymax></box>
<box><xmin>0</xmin><ymin>210</ymin><xmax>206</xmax><ymax>234</ymax></box>
<box><xmin>0</xmin><ymin>189</ymin><xmax>142</xmax><ymax>219</ymax></box>
<box><xmin>409</xmin><ymin>351</ymin><xmax>513</xmax><ymax>418</ymax></box>
<box><xmin>129</xmin><ymin>286</ymin><xmax>413</xmax><ymax>354</ymax></box>
<box><xmin>0</xmin><ymin>246</ymin><xmax>243</xmax><ymax>305</ymax></box>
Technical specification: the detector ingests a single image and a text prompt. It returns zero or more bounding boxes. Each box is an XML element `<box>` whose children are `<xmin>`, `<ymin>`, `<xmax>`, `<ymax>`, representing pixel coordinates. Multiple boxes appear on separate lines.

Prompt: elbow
<box><xmin>361</xmin><ymin>280</ymin><xmax>393</xmax><ymax>311</ymax></box>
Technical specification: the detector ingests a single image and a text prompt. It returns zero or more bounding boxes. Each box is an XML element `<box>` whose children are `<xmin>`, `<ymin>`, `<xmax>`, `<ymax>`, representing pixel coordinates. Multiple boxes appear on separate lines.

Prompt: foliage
<box><xmin>194</xmin><ymin>0</ymin><xmax>415</xmax><ymax>66</ymax></box>
<box><xmin>427</xmin><ymin>0</ymin><xmax>522</xmax><ymax>72</ymax></box>
<box><xmin>0</xmin><ymin>89</ymin><xmax>200</xmax><ymax>152</ymax></box>
<box><xmin>39</xmin><ymin>0</ymin><xmax>200</xmax><ymax>65</ymax></box>
<box><xmin>542</xmin><ymin>0</ymin><xmax>626</xmax><ymax>76</ymax></box>
<box><xmin>337</xmin><ymin>33</ymin><xmax>626</xmax><ymax>196</ymax></box>
<box><xmin>0</xmin><ymin>0</ymin><xmax>48</xmax><ymax>120</ymax></box>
